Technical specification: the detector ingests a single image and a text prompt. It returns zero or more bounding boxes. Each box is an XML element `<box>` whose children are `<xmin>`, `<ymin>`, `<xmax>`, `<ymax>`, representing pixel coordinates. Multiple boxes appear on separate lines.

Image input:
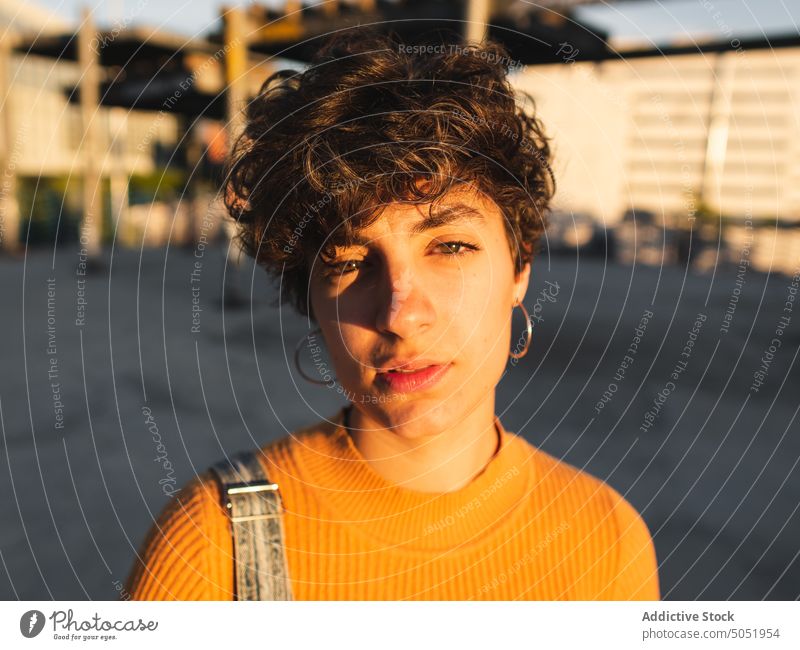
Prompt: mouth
<box><xmin>374</xmin><ymin>363</ymin><xmax>451</xmax><ymax>393</ymax></box>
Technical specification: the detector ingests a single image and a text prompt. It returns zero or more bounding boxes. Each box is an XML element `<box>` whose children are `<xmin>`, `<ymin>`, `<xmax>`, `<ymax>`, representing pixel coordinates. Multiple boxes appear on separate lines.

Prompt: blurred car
<box><xmin>543</xmin><ymin>209</ymin><xmax>615</xmax><ymax>258</ymax></box>
<box><xmin>614</xmin><ymin>207</ymin><xmax>677</xmax><ymax>266</ymax></box>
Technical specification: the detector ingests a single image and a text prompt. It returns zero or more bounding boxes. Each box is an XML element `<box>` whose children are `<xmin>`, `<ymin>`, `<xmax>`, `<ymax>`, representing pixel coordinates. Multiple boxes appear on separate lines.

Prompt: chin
<box><xmin>355</xmin><ymin>391</ymin><xmax>462</xmax><ymax>439</ymax></box>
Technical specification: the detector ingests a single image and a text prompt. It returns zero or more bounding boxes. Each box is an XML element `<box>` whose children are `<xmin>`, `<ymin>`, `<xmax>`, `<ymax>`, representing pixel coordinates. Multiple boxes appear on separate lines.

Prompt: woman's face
<box><xmin>308</xmin><ymin>182</ymin><xmax>531</xmax><ymax>438</ymax></box>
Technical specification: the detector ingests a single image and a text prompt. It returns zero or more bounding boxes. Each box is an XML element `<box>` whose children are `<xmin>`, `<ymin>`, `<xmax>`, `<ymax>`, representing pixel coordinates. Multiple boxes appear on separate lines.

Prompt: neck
<box><xmin>345</xmin><ymin>398</ymin><xmax>502</xmax><ymax>493</ymax></box>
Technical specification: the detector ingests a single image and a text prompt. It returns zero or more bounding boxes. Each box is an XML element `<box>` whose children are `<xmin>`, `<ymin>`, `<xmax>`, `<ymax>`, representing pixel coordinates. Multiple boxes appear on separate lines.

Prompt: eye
<box><xmin>320</xmin><ymin>240</ymin><xmax>480</xmax><ymax>280</ymax></box>
<box><xmin>324</xmin><ymin>259</ymin><xmax>363</xmax><ymax>276</ymax></box>
<box><xmin>435</xmin><ymin>240</ymin><xmax>480</xmax><ymax>257</ymax></box>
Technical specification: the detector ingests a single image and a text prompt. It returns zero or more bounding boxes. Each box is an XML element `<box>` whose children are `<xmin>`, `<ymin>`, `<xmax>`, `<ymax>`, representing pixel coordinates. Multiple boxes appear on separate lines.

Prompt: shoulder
<box><xmin>519</xmin><ymin>440</ymin><xmax>660</xmax><ymax>599</ymax></box>
<box><xmin>124</xmin><ymin>413</ymin><xmax>342</xmax><ymax>601</ymax></box>
<box><xmin>519</xmin><ymin>438</ymin><xmax>621</xmax><ymax>512</ymax></box>
<box><xmin>124</xmin><ymin>472</ymin><xmax>233</xmax><ymax>600</ymax></box>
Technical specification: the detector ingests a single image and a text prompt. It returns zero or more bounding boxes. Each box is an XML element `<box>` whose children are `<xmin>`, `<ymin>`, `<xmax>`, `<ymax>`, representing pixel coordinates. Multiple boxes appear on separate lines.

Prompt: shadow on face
<box><xmin>308</xmin><ymin>181</ymin><xmax>531</xmax><ymax>436</ymax></box>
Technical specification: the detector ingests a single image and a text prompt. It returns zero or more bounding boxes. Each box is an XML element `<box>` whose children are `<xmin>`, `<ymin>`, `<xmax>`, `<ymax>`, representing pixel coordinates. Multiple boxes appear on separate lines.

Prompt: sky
<box><xmin>576</xmin><ymin>0</ymin><xmax>800</xmax><ymax>48</ymax></box>
<box><xmin>18</xmin><ymin>0</ymin><xmax>800</xmax><ymax>45</ymax></box>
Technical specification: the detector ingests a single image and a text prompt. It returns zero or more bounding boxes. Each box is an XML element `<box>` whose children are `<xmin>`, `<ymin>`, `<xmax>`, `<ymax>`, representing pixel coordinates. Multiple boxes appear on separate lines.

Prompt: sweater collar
<box><xmin>292</xmin><ymin>405</ymin><xmax>533</xmax><ymax>553</ymax></box>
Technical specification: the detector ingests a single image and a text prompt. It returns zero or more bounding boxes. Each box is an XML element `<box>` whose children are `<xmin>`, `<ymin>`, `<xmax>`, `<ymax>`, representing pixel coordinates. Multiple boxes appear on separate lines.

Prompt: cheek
<box><xmin>320</xmin><ymin>322</ymin><xmax>371</xmax><ymax>382</ymax></box>
<box><xmin>446</xmin><ymin>267</ymin><xmax>513</xmax><ymax>357</ymax></box>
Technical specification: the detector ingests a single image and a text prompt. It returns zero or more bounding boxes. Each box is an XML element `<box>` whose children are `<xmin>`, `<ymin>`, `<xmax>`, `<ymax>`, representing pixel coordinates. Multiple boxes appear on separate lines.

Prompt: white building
<box><xmin>513</xmin><ymin>44</ymin><xmax>800</xmax><ymax>273</ymax></box>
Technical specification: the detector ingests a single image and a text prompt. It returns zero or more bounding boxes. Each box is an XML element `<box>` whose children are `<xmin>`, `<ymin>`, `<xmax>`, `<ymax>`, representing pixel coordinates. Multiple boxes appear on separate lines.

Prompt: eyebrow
<box><xmin>345</xmin><ymin>203</ymin><xmax>484</xmax><ymax>246</ymax></box>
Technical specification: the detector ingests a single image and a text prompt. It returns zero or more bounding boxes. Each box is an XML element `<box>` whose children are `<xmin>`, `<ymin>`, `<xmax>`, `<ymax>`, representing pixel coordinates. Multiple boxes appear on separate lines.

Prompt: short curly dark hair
<box><xmin>224</xmin><ymin>27</ymin><xmax>556</xmax><ymax>319</ymax></box>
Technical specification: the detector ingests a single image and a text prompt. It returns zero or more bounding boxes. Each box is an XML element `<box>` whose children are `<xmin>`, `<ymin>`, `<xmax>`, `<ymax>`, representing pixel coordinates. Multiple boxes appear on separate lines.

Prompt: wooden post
<box><xmin>78</xmin><ymin>7</ymin><xmax>103</xmax><ymax>258</ymax></box>
<box><xmin>466</xmin><ymin>0</ymin><xmax>492</xmax><ymax>44</ymax></box>
<box><xmin>0</xmin><ymin>34</ymin><xmax>21</xmax><ymax>252</ymax></box>
<box><xmin>222</xmin><ymin>6</ymin><xmax>250</xmax><ymax>304</ymax></box>
<box><xmin>224</xmin><ymin>6</ymin><xmax>249</xmax><ymax>146</ymax></box>
<box><xmin>284</xmin><ymin>0</ymin><xmax>302</xmax><ymax>22</ymax></box>
<box><xmin>323</xmin><ymin>0</ymin><xmax>339</xmax><ymax>18</ymax></box>
<box><xmin>108</xmin><ymin>107</ymin><xmax>130</xmax><ymax>244</ymax></box>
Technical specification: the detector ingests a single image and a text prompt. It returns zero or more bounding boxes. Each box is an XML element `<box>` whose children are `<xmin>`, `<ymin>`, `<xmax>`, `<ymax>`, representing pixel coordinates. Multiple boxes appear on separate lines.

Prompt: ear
<box><xmin>513</xmin><ymin>261</ymin><xmax>531</xmax><ymax>306</ymax></box>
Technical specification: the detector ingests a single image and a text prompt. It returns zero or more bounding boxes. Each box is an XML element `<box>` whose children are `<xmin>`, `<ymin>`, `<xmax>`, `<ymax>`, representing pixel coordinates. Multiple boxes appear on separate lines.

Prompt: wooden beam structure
<box><xmin>223</xmin><ymin>5</ymin><xmax>251</xmax><ymax>146</ymax></box>
<box><xmin>78</xmin><ymin>8</ymin><xmax>103</xmax><ymax>259</ymax></box>
<box><xmin>466</xmin><ymin>0</ymin><xmax>492</xmax><ymax>43</ymax></box>
<box><xmin>0</xmin><ymin>34</ymin><xmax>20</xmax><ymax>252</ymax></box>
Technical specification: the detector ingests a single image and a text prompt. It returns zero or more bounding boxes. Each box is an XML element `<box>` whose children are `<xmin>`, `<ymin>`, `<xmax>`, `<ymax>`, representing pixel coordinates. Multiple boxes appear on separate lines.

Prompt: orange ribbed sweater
<box><xmin>125</xmin><ymin>407</ymin><xmax>660</xmax><ymax>600</ymax></box>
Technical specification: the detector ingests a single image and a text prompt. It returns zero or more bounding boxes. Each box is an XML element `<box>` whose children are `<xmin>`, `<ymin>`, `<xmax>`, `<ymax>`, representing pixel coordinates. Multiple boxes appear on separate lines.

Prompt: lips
<box><xmin>375</xmin><ymin>358</ymin><xmax>445</xmax><ymax>373</ymax></box>
<box><xmin>374</xmin><ymin>362</ymin><xmax>451</xmax><ymax>393</ymax></box>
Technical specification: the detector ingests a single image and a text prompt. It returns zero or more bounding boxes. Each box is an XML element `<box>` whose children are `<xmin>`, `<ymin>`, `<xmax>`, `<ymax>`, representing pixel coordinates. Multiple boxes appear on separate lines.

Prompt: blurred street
<box><xmin>0</xmin><ymin>245</ymin><xmax>797</xmax><ymax>600</ymax></box>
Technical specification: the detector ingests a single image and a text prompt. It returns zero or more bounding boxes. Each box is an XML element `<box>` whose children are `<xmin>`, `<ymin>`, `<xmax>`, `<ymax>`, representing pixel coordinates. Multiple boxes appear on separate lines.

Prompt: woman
<box><xmin>125</xmin><ymin>29</ymin><xmax>659</xmax><ymax>600</ymax></box>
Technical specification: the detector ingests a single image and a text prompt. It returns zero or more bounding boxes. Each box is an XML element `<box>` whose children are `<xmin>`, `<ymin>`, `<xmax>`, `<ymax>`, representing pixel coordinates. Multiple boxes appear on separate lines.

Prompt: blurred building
<box><xmin>0</xmin><ymin>3</ymin><xmax>275</xmax><ymax>251</ymax></box>
<box><xmin>0</xmin><ymin>0</ymin><xmax>608</xmax><ymax>253</ymax></box>
<box><xmin>3</xmin><ymin>48</ymin><xmax>192</xmax><ymax>245</ymax></box>
<box><xmin>2</xmin><ymin>0</ymin><xmax>798</xmax><ymax>275</ymax></box>
<box><xmin>515</xmin><ymin>38</ymin><xmax>800</xmax><ymax>274</ymax></box>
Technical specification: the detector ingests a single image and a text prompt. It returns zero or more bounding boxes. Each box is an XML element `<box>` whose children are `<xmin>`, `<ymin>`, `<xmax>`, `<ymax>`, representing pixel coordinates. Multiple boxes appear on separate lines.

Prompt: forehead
<box><xmin>353</xmin><ymin>183</ymin><xmax>503</xmax><ymax>238</ymax></box>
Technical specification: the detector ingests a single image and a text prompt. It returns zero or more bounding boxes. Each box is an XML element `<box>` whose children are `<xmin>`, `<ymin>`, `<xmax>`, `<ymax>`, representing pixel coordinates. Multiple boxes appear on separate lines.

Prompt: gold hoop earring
<box><xmin>509</xmin><ymin>301</ymin><xmax>533</xmax><ymax>360</ymax></box>
<box><xmin>294</xmin><ymin>327</ymin><xmax>336</xmax><ymax>385</ymax></box>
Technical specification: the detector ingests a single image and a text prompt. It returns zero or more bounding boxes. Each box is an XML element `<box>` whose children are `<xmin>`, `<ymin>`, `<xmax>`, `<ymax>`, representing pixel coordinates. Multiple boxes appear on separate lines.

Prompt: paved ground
<box><xmin>0</xmin><ymin>244</ymin><xmax>797</xmax><ymax>600</ymax></box>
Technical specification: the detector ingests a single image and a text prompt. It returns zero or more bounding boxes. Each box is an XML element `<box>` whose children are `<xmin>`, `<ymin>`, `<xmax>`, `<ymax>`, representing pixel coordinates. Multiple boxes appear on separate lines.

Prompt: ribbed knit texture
<box><xmin>124</xmin><ymin>407</ymin><xmax>660</xmax><ymax>600</ymax></box>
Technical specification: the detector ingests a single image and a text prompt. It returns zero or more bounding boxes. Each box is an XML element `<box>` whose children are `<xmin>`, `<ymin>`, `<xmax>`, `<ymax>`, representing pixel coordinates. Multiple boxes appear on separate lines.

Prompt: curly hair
<box><xmin>224</xmin><ymin>28</ymin><xmax>556</xmax><ymax>319</ymax></box>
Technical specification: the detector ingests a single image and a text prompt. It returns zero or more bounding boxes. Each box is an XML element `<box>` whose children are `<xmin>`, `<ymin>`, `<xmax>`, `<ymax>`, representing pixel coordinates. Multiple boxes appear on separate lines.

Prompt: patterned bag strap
<box><xmin>209</xmin><ymin>450</ymin><xmax>294</xmax><ymax>601</ymax></box>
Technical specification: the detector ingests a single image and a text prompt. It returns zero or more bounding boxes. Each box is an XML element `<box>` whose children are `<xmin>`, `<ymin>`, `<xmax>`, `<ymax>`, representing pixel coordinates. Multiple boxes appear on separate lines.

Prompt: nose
<box><xmin>374</xmin><ymin>261</ymin><xmax>435</xmax><ymax>338</ymax></box>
